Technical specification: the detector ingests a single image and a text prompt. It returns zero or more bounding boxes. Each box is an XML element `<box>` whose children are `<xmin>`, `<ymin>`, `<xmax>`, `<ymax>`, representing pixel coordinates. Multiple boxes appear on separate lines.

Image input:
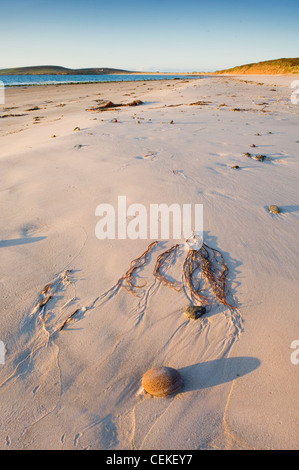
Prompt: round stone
<box><xmin>184</xmin><ymin>306</ymin><xmax>206</xmax><ymax>320</ymax></box>
<box><xmin>268</xmin><ymin>205</ymin><xmax>280</xmax><ymax>214</ymax></box>
<box><xmin>142</xmin><ymin>366</ymin><xmax>183</xmax><ymax>397</ymax></box>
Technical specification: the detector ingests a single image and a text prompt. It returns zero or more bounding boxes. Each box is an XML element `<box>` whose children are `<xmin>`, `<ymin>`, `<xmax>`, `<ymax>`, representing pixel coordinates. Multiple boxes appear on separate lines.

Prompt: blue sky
<box><xmin>1</xmin><ymin>0</ymin><xmax>298</xmax><ymax>71</ymax></box>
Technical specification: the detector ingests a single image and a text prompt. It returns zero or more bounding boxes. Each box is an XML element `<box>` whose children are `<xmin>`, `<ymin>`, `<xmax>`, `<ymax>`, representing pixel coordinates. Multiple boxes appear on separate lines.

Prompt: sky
<box><xmin>1</xmin><ymin>0</ymin><xmax>298</xmax><ymax>72</ymax></box>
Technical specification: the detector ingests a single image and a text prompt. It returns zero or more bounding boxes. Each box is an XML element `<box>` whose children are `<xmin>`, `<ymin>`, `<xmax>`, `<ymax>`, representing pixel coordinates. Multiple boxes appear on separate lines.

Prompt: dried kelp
<box><xmin>183</xmin><ymin>243</ymin><xmax>235</xmax><ymax>309</ymax></box>
<box><xmin>116</xmin><ymin>239</ymin><xmax>235</xmax><ymax>309</ymax></box>
<box><xmin>117</xmin><ymin>241</ymin><xmax>158</xmax><ymax>296</ymax></box>
<box><xmin>189</xmin><ymin>101</ymin><xmax>212</xmax><ymax>106</ymax></box>
<box><xmin>86</xmin><ymin>99</ymin><xmax>143</xmax><ymax>112</ymax></box>
<box><xmin>59</xmin><ymin>308</ymin><xmax>80</xmax><ymax>331</ymax></box>
<box><xmin>31</xmin><ymin>270</ymin><xmax>72</xmax><ymax>316</ymax></box>
<box><xmin>183</xmin><ymin>249</ymin><xmax>207</xmax><ymax>305</ymax></box>
<box><xmin>153</xmin><ymin>244</ymin><xmax>182</xmax><ymax>292</ymax></box>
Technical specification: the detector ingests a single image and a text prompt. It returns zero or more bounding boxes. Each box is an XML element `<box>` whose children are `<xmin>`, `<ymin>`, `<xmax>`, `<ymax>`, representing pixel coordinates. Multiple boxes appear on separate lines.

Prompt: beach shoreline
<box><xmin>2</xmin><ymin>72</ymin><xmax>299</xmax><ymax>88</ymax></box>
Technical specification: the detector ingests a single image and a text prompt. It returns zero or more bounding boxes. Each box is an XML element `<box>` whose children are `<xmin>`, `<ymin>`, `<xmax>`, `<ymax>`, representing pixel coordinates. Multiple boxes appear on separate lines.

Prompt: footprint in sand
<box><xmin>135</xmin><ymin>151</ymin><xmax>157</xmax><ymax>161</ymax></box>
<box><xmin>74</xmin><ymin>433</ymin><xmax>82</xmax><ymax>447</ymax></box>
<box><xmin>21</xmin><ymin>223</ymin><xmax>49</xmax><ymax>237</ymax></box>
<box><xmin>171</xmin><ymin>169</ymin><xmax>186</xmax><ymax>178</ymax></box>
<box><xmin>143</xmin><ymin>150</ymin><xmax>157</xmax><ymax>160</ymax></box>
<box><xmin>73</xmin><ymin>144</ymin><xmax>88</xmax><ymax>150</ymax></box>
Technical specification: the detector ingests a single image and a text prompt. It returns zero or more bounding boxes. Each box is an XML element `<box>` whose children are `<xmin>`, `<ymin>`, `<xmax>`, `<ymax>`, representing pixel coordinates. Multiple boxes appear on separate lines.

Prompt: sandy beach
<box><xmin>0</xmin><ymin>75</ymin><xmax>298</xmax><ymax>450</ymax></box>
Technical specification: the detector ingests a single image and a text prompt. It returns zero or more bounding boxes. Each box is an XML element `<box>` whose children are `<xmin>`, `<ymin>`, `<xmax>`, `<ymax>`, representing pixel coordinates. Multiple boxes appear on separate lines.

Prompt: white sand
<box><xmin>0</xmin><ymin>76</ymin><xmax>298</xmax><ymax>450</ymax></box>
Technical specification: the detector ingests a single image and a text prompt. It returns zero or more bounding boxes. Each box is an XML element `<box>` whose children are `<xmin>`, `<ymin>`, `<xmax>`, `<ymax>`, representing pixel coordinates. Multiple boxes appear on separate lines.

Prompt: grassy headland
<box><xmin>0</xmin><ymin>66</ymin><xmax>134</xmax><ymax>75</ymax></box>
<box><xmin>215</xmin><ymin>58</ymin><xmax>299</xmax><ymax>75</ymax></box>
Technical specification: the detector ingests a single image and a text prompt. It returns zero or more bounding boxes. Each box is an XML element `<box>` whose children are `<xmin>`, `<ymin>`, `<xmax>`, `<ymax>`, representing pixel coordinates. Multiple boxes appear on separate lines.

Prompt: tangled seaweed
<box><xmin>183</xmin><ymin>243</ymin><xmax>235</xmax><ymax>309</ymax></box>
<box><xmin>118</xmin><ymin>239</ymin><xmax>235</xmax><ymax>309</ymax></box>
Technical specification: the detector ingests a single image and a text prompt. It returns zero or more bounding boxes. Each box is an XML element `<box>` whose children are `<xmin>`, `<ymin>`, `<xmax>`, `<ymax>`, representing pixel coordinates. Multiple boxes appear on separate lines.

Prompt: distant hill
<box><xmin>0</xmin><ymin>65</ymin><xmax>134</xmax><ymax>75</ymax></box>
<box><xmin>215</xmin><ymin>58</ymin><xmax>299</xmax><ymax>75</ymax></box>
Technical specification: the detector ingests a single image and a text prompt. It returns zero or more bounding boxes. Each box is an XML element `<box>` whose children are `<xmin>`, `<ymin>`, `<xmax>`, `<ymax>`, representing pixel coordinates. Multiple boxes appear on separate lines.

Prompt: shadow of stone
<box><xmin>280</xmin><ymin>205</ymin><xmax>299</xmax><ymax>213</ymax></box>
<box><xmin>0</xmin><ymin>236</ymin><xmax>46</xmax><ymax>248</ymax></box>
<box><xmin>179</xmin><ymin>356</ymin><xmax>260</xmax><ymax>392</ymax></box>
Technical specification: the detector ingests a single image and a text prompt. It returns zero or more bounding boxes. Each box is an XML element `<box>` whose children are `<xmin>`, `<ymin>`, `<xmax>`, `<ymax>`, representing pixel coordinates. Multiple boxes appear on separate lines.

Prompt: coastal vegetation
<box><xmin>216</xmin><ymin>57</ymin><xmax>299</xmax><ymax>74</ymax></box>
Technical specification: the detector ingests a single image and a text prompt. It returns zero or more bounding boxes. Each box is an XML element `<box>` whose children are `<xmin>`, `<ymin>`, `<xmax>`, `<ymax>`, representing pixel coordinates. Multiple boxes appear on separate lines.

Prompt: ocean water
<box><xmin>0</xmin><ymin>74</ymin><xmax>205</xmax><ymax>87</ymax></box>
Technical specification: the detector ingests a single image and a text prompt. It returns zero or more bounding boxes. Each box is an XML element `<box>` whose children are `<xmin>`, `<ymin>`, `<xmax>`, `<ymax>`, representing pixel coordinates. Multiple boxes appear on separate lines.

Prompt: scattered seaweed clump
<box><xmin>25</xmin><ymin>106</ymin><xmax>41</xmax><ymax>111</ymax></box>
<box><xmin>242</xmin><ymin>152</ymin><xmax>270</xmax><ymax>162</ymax></box>
<box><xmin>0</xmin><ymin>113</ymin><xmax>27</xmax><ymax>118</ymax></box>
<box><xmin>252</xmin><ymin>154</ymin><xmax>266</xmax><ymax>161</ymax></box>
<box><xmin>189</xmin><ymin>101</ymin><xmax>211</xmax><ymax>106</ymax></box>
<box><xmin>86</xmin><ymin>99</ymin><xmax>143</xmax><ymax>112</ymax></box>
<box><xmin>231</xmin><ymin>108</ymin><xmax>248</xmax><ymax>112</ymax></box>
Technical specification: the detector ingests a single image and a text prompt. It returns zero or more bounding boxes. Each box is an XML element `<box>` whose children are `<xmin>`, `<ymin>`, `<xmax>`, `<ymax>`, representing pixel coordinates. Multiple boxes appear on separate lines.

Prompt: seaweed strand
<box><xmin>153</xmin><ymin>244</ymin><xmax>182</xmax><ymax>292</ymax></box>
<box><xmin>117</xmin><ymin>241</ymin><xmax>158</xmax><ymax>296</ymax></box>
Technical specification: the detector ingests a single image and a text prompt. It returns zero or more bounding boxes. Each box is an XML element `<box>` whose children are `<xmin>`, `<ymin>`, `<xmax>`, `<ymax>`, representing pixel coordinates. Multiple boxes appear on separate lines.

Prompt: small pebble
<box><xmin>112</xmin><ymin>119</ymin><xmax>118</xmax><ymax>123</ymax></box>
<box><xmin>184</xmin><ymin>306</ymin><xmax>206</xmax><ymax>320</ymax></box>
<box><xmin>268</xmin><ymin>205</ymin><xmax>280</xmax><ymax>214</ymax></box>
<box><xmin>169</xmin><ymin>120</ymin><xmax>174</xmax><ymax>124</ymax></box>
<box><xmin>51</xmin><ymin>135</ymin><xmax>56</xmax><ymax>138</ymax></box>
<box><xmin>73</xmin><ymin>126</ymin><xmax>80</xmax><ymax>131</ymax></box>
<box><xmin>232</xmin><ymin>165</ymin><xmax>240</xmax><ymax>170</ymax></box>
<box><xmin>250</xmin><ymin>144</ymin><xmax>256</xmax><ymax>148</ymax></box>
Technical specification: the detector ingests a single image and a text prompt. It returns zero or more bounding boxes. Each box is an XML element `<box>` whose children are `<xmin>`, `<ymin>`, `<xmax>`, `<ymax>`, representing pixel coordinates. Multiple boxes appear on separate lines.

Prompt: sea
<box><xmin>0</xmin><ymin>74</ymin><xmax>205</xmax><ymax>87</ymax></box>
